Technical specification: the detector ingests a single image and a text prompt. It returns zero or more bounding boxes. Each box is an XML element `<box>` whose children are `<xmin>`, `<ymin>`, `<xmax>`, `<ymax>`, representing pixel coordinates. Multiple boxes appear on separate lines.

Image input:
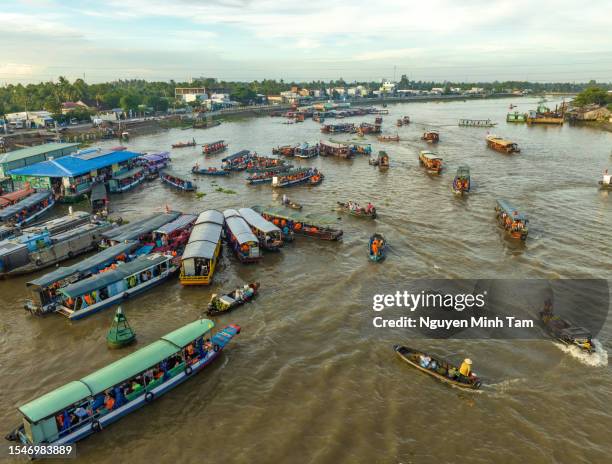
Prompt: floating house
<box><xmin>8</xmin><ymin>149</ymin><xmax>142</xmax><ymax>201</ymax></box>
<box><xmin>0</xmin><ymin>143</ymin><xmax>79</xmax><ymax>189</ymax></box>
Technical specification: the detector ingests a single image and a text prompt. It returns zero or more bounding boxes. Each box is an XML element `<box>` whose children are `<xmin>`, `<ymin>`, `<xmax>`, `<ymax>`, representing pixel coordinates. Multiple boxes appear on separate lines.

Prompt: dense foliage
<box><xmin>572</xmin><ymin>86</ymin><xmax>612</xmax><ymax>107</ymax></box>
<box><xmin>1</xmin><ymin>76</ymin><xmax>611</xmax><ymax>118</ymax></box>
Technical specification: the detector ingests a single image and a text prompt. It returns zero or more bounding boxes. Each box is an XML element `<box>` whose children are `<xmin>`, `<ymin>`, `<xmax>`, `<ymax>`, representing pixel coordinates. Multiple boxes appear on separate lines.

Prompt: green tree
<box><xmin>231</xmin><ymin>84</ymin><xmax>256</xmax><ymax>104</ymax></box>
<box><xmin>573</xmin><ymin>87</ymin><xmax>611</xmax><ymax>107</ymax></box>
<box><xmin>119</xmin><ymin>94</ymin><xmax>141</xmax><ymax>112</ymax></box>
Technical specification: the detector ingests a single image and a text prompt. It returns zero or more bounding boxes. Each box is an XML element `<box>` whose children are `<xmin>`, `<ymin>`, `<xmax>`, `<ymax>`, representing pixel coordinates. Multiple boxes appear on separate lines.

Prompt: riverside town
<box><xmin>0</xmin><ymin>1</ymin><xmax>610</xmax><ymax>463</ymax></box>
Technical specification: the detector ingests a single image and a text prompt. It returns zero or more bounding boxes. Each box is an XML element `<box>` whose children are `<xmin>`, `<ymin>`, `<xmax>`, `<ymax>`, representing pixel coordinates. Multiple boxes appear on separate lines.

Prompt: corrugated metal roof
<box><xmin>154</xmin><ymin>214</ymin><xmax>196</xmax><ymax>235</ymax></box>
<box><xmin>111</xmin><ymin>167</ymin><xmax>143</xmax><ymax>181</ymax></box>
<box><xmin>221</xmin><ymin>150</ymin><xmax>250</xmax><ymax>162</ymax></box>
<box><xmin>102</xmin><ymin>212</ymin><xmax>181</xmax><ymax>242</ymax></box>
<box><xmin>195</xmin><ymin>210</ymin><xmax>224</xmax><ymax>226</ymax></box>
<box><xmin>224</xmin><ymin>209</ymin><xmax>257</xmax><ymax>245</ymax></box>
<box><xmin>27</xmin><ymin>241</ymin><xmax>137</xmax><ymax>289</ymax></box>
<box><xmin>8</xmin><ymin>150</ymin><xmax>141</xmax><ymax>178</ymax></box>
<box><xmin>0</xmin><ymin>191</ymin><xmax>53</xmax><ymax>222</ymax></box>
<box><xmin>18</xmin><ymin>381</ymin><xmax>92</xmax><ymax>423</ymax></box>
<box><xmin>181</xmin><ymin>222</ymin><xmax>223</xmax><ymax>260</ymax></box>
<box><xmin>0</xmin><ymin>143</ymin><xmax>79</xmax><ymax>164</ymax></box>
<box><xmin>238</xmin><ymin>207</ymin><xmax>280</xmax><ymax>234</ymax></box>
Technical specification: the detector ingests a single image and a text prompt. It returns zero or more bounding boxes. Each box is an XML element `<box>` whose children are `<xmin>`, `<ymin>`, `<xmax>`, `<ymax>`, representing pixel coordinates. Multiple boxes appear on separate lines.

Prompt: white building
<box><xmin>379</xmin><ymin>80</ymin><xmax>396</xmax><ymax>94</ymax></box>
<box><xmin>175</xmin><ymin>87</ymin><xmax>208</xmax><ymax>102</ymax></box>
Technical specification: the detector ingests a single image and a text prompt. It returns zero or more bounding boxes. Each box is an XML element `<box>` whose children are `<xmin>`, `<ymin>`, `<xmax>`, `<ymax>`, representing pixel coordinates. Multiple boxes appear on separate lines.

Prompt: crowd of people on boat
<box><xmin>499</xmin><ymin>211</ymin><xmax>526</xmax><ymax>232</ymax></box>
<box><xmin>5</xmin><ymin>197</ymin><xmax>51</xmax><ymax>225</ymax></box>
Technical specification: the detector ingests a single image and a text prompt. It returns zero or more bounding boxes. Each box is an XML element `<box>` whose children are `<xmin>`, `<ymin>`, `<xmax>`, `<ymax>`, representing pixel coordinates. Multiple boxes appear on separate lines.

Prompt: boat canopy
<box><xmin>26</xmin><ymin>241</ymin><xmax>137</xmax><ymax>290</ymax></box>
<box><xmin>496</xmin><ymin>200</ymin><xmax>526</xmax><ymax>220</ymax></box>
<box><xmin>90</xmin><ymin>183</ymin><xmax>107</xmax><ymax>203</ymax></box>
<box><xmin>19</xmin><ymin>381</ymin><xmax>92</xmax><ymax>423</ymax></box>
<box><xmin>59</xmin><ymin>254</ymin><xmax>170</xmax><ymax>298</ymax></box>
<box><xmin>277</xmin><ymin>167</ymin><xmax>311</xmax><ymax>177</ymax></box>
<box><xmin>101</xmin><ymin>212</ymin><xmax>181</xmax><ymax>242</ymax></box>
<box><xmin>0</xmin><ymin>191</ymin><xmax>52</xmax><ymax>222</ymax></box>
<box><xmin>222</xmin><ymin>150</ymin><xmax>250</xmax><ymax>162</ymax></box>
<box><xmin>204</xmin><ymin>140</ymin><xmax>224</xmax><ymax>146</ymax></box>
<box><xmin>182</xmin><ymin>223</ymin><xmax>223</xmax><ymax>260</ymax></box>
<box><xmin>138</xmin><ymin>152</ymin><xmax>170</xmax><ymax>163</ymax></box>
<box><xmin>18</xmin><ymin>320</ymin><xmax>215</xmax><ymax>423</ymax></box>
<box><xmin>23</xmin><ymin>211</ymin><xmax>90</xmax><ymax>235</ymax></box>
<box><xmin>238</xmin><ymin>207</ymin><xmax>280</xmax><ymax>234</ymax></box>
<box><xmin>195</xmin><ymin>210</ymin><xmax>224</xmax><ymax>226</ymax></box>
<box><xmin>223</xmin><ymin>209</ymin><xmax>258</xmax><ymax>245</ymax></box>
<box><xmin>112</xmin><ymin>167</ymin><xmax>143</xmax><ymax>181</ymax></box>
<box><xmin>154</xmin><ymin>214</ymin><xmax>197</xmax><ymax>236</ymax></box>
<box><xmin>0</xmin><ymin>187</ymin><xmax>34</xmax><ymax>208</ymax></box>
<box><xmin>455</xmin><ymin>166</ymin><xmax>470</xmax><ymax>177</ymax></box>
<box><xmin>420</xmin><ymin>151</ymin><xmax>442</xmax><ymax>160</ymax></box>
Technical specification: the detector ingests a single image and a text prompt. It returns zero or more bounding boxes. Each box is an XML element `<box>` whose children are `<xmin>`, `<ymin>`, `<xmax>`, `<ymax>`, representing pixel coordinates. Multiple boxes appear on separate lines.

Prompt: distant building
<box><xmin>61</xmin><ymin>101</ymin><xmax>94</xmax><ymax>114</ymax></box>
<box><xmin>175</xmin><ymin>87</ymin><xmax>208</xmax><ymax>103</ymax></box>
<box><xmin>267</xmin><ymin>96</ymin><xmax>283</xmax><ymax>105</ymax></box>
<box><xmin>379</xmin><ymin>80</ymin><xmax>396</xmax><ymax>94</ymax></box>
<box><xmin>0</xmin><ymin>142</ymin><xmax>80</xmax><ymax>182</ymax></box>
<box><xmin>347</xmin><ymin>85</ymin><xmax>368</xmax><ymax>97</ymax></box>
<box><xmin>431</xmin><ymin>87</ymin><xmax>445</xmax><ymax>94</ymax></box>
<box><xmin>4</xmin><ymin>111</ymin><xmax>54</xmax><ymax>129</ymax></box>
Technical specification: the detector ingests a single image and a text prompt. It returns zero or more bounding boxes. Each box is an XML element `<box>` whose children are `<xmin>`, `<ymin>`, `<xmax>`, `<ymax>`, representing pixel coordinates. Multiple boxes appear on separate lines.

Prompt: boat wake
<box><xmin>554</xmin><ymin>339</ymin><xmax>608</xmax><ymax>367</ymax></box>
<box><xmin>482</xmin><ymin>377</ymin><xmax>526</xmax><ymax>395</ymax></box>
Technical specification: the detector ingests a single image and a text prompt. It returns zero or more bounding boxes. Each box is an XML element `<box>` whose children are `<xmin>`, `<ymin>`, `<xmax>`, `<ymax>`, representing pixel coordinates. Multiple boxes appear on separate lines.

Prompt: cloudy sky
<box><xmin>2</xmin><ymin>0</ymin><xmax>612</xmax><ymax>84</ymax></box>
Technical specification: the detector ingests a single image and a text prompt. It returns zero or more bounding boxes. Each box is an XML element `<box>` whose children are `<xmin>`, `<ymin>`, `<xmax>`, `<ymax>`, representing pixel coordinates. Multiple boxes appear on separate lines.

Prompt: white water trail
<box><xmin>553</xmin><ymin>339</ymin><xmax>608</xmax><ymax>367</ymax></box>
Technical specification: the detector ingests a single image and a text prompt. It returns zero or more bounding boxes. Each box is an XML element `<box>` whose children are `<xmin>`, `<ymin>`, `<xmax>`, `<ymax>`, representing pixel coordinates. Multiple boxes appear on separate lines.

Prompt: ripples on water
<box><xmin>0</xmin><ymin>98</ymin><xmax>610</xmax><ymax>463</ymax></box>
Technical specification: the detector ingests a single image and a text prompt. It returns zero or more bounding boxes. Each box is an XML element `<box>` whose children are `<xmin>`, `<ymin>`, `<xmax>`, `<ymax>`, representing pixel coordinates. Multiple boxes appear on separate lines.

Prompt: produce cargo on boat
<box><xmin>54</xmin><ymin>253</ymin><xmax>178</xmax><ymax>320</ymax></box>
<box><xmin>180</xmin><ymin>210</ymin><xmax>224</xmax><ymax>285</ymax></box>
<box><xmin>223</xmin><ymin>209</ymin><xmax>261</xmax><ymax>263</ymax></box>
<box><xmin>6</xmin><ymin>320</ymin><xmax>240</xmax><ymax>451</ymax></box>
<box><xmin>207</xmin><ymin>282</ymin><xmax>259</xmax><ymax>316</ymax></box>
<box><xmin>238</xmin><ymin>207</ymin><xmax>282</xmax><ymax>250</ymax></box>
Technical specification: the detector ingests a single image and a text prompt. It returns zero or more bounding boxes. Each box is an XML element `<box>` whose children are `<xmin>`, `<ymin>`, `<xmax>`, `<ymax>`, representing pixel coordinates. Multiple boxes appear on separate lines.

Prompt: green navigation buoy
<box><xmin>106</xmin><ymin>306</ymin><xmax>136</xmax><ymax>349</ymax></box>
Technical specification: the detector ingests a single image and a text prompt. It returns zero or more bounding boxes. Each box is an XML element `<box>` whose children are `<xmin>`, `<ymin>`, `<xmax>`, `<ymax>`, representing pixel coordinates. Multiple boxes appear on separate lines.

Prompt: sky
<box><xmin>1</xmin><ymin>0</ymin><xmax>612</xmax><ymax>84</ymax></box>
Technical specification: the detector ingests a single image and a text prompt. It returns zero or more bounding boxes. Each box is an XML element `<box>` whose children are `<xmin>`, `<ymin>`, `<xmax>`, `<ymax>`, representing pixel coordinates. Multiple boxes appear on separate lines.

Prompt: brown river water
<box><xmin>1</xmin><ymin>97</ymin><xmax>611</xmax><ymax>464</ymax></box>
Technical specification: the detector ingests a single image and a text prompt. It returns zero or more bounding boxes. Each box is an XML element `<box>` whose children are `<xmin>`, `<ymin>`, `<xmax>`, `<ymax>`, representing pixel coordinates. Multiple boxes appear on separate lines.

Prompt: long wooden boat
<box><xmin>206</xmin><ymin>282</ymin><xmax>259</xmax><ymax>316</ymax></box>
<box><xmin>191</xmin><ymin>165</ymin><xmax>230</xmax><ymax>176</ymax></box>
<box><xmin>238</xmin><ymin>207</ymin><xmax>282</xmax><ymax>250</ymax></box>
<box><xmin>419</xmin><ymin>151</ymin><xmax>443</xmax><ymax>174</ymax></box>
<box><xmin>486</xmin><ymin>135</ymin><xmax>520</xmax><ymax>154</ymax></box>
<box><xmin>24</xmin><ymin>241</ymin><xmax>140</xmax><ymax>315</ymax></box>
<box><xmin>272</xmin><ymin>145</ymin><xmax>298</xmax><ymax>157</ymax></box>
<box><xmin>421</xmin><ymin>131</ymin><xmax>439</xmax><ymax>143</ymax></box>
<box><xmin>172</xmin><ymin>139</ymin><xmax>196</xmax><ymax>148</ymax></box>
<box><xmin>160</xmin><ymin>171</ymin><xmax>197</xmax><ymax>191</ymax></box>
<box><xmin>452</xmin><ymin>165</ymin><xmax>470</xmax><ymax>195</ymax></box>
<box><xmin>108</xmin><ymin>167</ymin><xmax>145</xmax><ymax>193</ymax></box>
<box><xmin>271</xmin><ymin>168</ymin><xmax>319</xmax><ymax>188</ymax></box>
<box><xmin>247</xmin><ymin>169</ymin><xmax>287</xmax><ymax>185</ymax></box>
<box><xmin>294</xmin><ymin>142</ymin><xmax>319</xmax><ymax>159</ymax></box>
<box><xmin>539</xmin><ymin>301</ymin><xmax>594</xmax><ymax>353</ymax></box>
<box><xmin>221</xmin><ymin>150</ymin><xmax>253</xmax><ymax>171</ymax></box>
<box><xmin>368</xmin><ymin>233</ymin><xmax>386</xmax><ymax>262</ymax></box>
<box><xmin>337</xmin><ymin>201</ymin><xmax>377</xmax><ymax>219</ymax></box>
<box><xmin>202</xmin><ymin>140</ymin><xmax>227</xmax><ymax>155</ymax></box>
<box><xmin>0</xmin><ymin>218</ymin><xmax>112</xmax><ymax>278</ymax></box>
<box><xmin>393</xmin><ymin>345</ymin><xmax>482</xmax><ymax>390</ymax></box>
<box><xmin>0</xmin><ymin>187</ymin><xmax>35</xmax><ymax>210</ymax></box>
<box><xmin>180</xmin><ymin>210</ymin><xmax>224</xmax><ymax>285</ymax></box>
<box><xmin>495</xmin><ymin>200</ymin><xmax>528</xmax><ymax>240</ymax></box>
<box><xmin>53</xmin><ymin>253</ymin><xmax>179</xmax><ymax>320</ymax></box>
<box><xmin>223</xmin><ymin>209</ymin><xmax>262</xmax><ymax>263</ymax></box>
<box><xmin>319</xmin><ymin>141</ymin><xmax>351</xmax><ymax>158</ymax></box>
<box><xmin>6</xmin><ymin>320</ymin><xmax>240</xmax><ymax>451</ymax></box>
<box><xmin>253</xmin><ymin>206</ymin><xmax>343</xmax><ymax>241</ymax></box>
<box><xmin>246</xmin><ymin>156</ymin><xmax>287</xmax><ymax>173</ymax></box>
<box><xmin>378</xmin><ymin>134</ymin><xmax>400</xmax><ymax>142</ymax></box>
<box><xmin>458</xmin><ymin>119</ymin><xmax>496</xmax><ymax>127</ymax></box>
<box><xmin>0</xmin><ymin>190</ymin><xmax>55</xmax><ymax>228</ymax></box>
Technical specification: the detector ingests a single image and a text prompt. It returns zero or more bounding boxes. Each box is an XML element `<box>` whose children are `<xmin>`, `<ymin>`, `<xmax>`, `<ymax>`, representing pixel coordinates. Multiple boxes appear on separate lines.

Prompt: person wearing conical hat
<box><xmin>459</xmin><ymin>358</ymin><xmax>472</xmax><ymax>377</ymax></box>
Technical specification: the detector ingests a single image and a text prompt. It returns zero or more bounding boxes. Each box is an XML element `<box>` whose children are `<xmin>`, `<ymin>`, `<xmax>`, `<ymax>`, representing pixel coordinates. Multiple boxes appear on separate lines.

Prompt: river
<box><xmin>0</xmin><ymin>97</ymin><xmax>611</xmax><ymax>463</ymax></box>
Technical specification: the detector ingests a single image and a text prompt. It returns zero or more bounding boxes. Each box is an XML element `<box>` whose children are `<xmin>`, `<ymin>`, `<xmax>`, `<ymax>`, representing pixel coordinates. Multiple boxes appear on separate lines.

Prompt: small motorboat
<box><xmin>421</xmin><ymin>131</ymin><xmax>439</xmax><ymax>143</ymax></box>
<box><xmin>206</xmin><ymin>282</ymin><xmax>260</xmax><ymax>316</ymax></box>
<box><xmin>309</xmin><ymin>172</ymin><xmax>324</xmax><ymax>186</ymax></box>
<box><xmin>282</xmin><ymin>196</ymin><xmax>302</xmax><ymax>210</ymax></box>
<box><xmin>192</xmin><ymin>165</ymin><xmax>230</xmax><ymax>176</ymax></box>
<box><xmin>539</xmin><ymin>300</ymin><xmax>594</xmax><ymax>353</ymax></box>
<box><xmin>337</xmin><ymin>201</ymin><xmax>377</xmax><ymax>219</ymax></box>
<box><xmin>106</xmin><ymin>306</ymin><xmax>136</xmax><ymax>349</ymax></box>
<box><xmin>393</xmin><ymin>345</ymin><xmax>482</xmax><ymax>390</ymax></box>
<box><xmin>377</xmin><ymin>134</ymin><xmax>400</xmax><ymax>142</ymax></box>
<box><xmin>172</xmin><ymin>139</ymin><xmax>196</xmax><ymax>148</ymax></box>
<box><xmin>368</xmin><ymin>233</ymin><xmax>386</xmax><ymax>262</ymax></box>
<box><xmin>452</xmin><ymin>165</ymin><xmax>471</xmax><ymax>195</ymax></box>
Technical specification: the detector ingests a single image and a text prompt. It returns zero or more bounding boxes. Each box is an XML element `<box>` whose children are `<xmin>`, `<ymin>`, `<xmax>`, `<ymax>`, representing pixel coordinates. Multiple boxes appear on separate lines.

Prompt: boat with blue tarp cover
<box><xmin>221</xmin><ymin>150</ymin><xmax>253</xmax><ymax>171</ymax></box>
<box><xmin>54</xmin><ymin>252</ymin><xmax>179</xmax><ymax>320</ymax></box>
<box><xmin>495</xmin><ymin>200</ymin><xmax>528</xmax><ymax>240</ymax></box>
<box><xmin>223</xmin><ymin>209</ymin><xmax>261</xmax><ymax>263</ymax></box>
<box><xmin>0</xmin><ymin>190</ymin><xmax>55</xmax><ymax>227</ymax></box>
<box><xmin>180</xmin><ymin>210</ymin><xmax>224</xmax><ymax>285</ymax></box>
<box><xmin>24</xmin><ymin>241</ymin><xmax>140</xmax><ymax>315</ymax></box>
<box><xmin>160</xmin><ymin>170</ymin><xmax>196</xmax><ymax>191</ymax></box>
<box><xmin>238</xmin><ymin>207</ymin><xmax>282</xmax><ymax>250</ymax></box>
<box><xmin>5</xmin><ymin>319</ymin><xmax>241</xmax><ymax>451</ymax></box>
